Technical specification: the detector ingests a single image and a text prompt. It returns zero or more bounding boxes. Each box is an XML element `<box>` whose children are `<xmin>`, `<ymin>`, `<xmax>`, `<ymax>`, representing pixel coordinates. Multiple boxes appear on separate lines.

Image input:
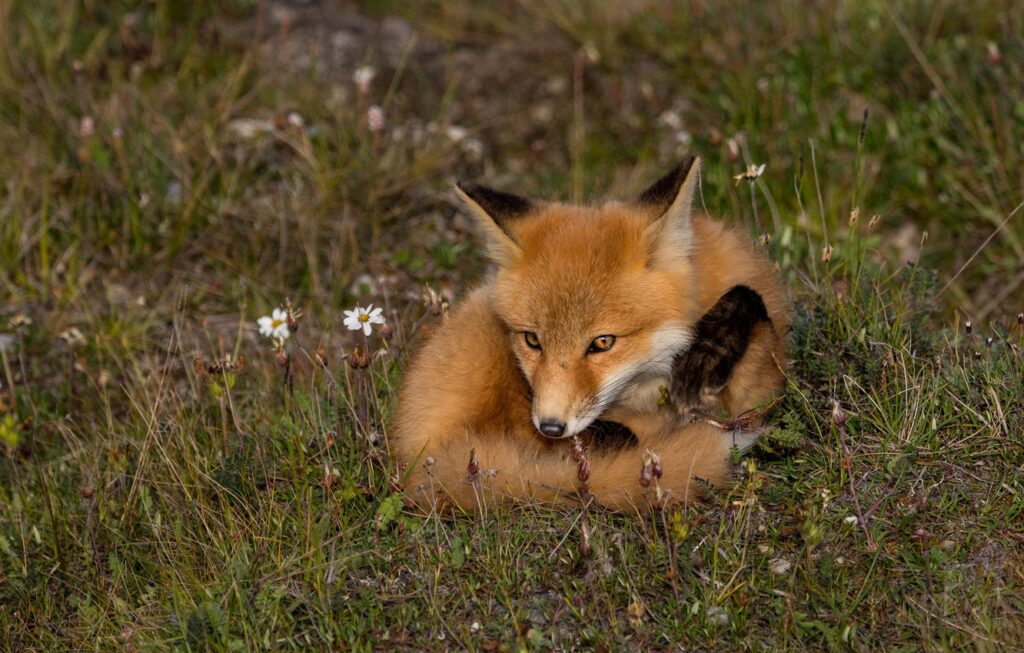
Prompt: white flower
<box><xmin>444</xmin><ymin>125</ymin><xmax>468</xmax><ymax>142</ymax></box>
<box><xmin>657</xmin><ymin>109</ymin><xmax>683</xmax><ymax>131</ymax></box>
<box><xmin>353</xmin><ymin>65</ymin><xmax>376</xmax><ymax>93</ymax></box>
<box><xmin>844</xmin><ymin>515</ymin><xmax>859</xmax><ymax>525</ymax></box>
<box><xmin>733</xmin><ymin>163</ymin><xmax>766</xmax><ymax>185</ymax></box>
<box><xmin>367</xmin><ymin>105</ymin><xmax>385</xmax><ymax>132</ymax></box>
<box><xmin>343</xmin><ymin>304</ymin><xmax>385</xmax><ymax>336</ymax></box>
<box><xmin>79</xmin><ymin>116</ymin><xmax>95</xmax><ymax>138</ymax></box>
<box><xmin>58</xmin><ymin>327</ymin><xmax>87</xmax><ymax>348</ymax></box>
<box><xmin>257</xmin><ymin>308</ymin><xmax>291</xmax><ymax>340</ymax></box>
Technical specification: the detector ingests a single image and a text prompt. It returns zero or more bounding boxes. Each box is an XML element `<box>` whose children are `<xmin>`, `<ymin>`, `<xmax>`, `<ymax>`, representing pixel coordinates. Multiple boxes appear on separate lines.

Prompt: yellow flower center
<box><xmin>272</xmin><ymin>319</ymin><xmax>284</xmax><ymax>328</ymax></box>
<box><xmin>358</xmin><ymin>313</ymin><xmax>369</xmax><ymax>322</ymax></box>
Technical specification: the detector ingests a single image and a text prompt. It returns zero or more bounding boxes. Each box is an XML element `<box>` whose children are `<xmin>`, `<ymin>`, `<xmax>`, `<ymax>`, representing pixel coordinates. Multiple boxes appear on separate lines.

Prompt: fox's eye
<box><xmin>524</xmin><ymin>331</ymin><xmax>542</xmax><ymax>350</ymax></box>
<box><xmin>588</xmin><ymin>335</ymin><xmax>616</xmax><ymax>353</ymax></box>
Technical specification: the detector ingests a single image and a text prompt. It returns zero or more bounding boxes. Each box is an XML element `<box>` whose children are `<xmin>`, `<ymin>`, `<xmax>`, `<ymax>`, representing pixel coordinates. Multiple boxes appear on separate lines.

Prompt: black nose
<box><xmin>539</xmin><ymin>420</ymin><xmax>566</xmax><ymax>437</ymax></box>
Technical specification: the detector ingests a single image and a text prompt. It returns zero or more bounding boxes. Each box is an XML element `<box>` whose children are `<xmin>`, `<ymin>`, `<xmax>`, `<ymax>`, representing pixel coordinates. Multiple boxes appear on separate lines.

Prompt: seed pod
<box><xmin>858</xmin><ymin>108</ymin><xmax>869</xmax><ymax>145</ymax></box>
<box><xmin>640</xmin><ymin>462</ymin><xmax>653</xmax><ymax>488</ymax></box>
<box><xmin>579</xmin><ymin>521</ymin><xmax>592</xmax><ymax>557</ymax></box>
<box><xmin>640</xmin><ymin>450</ymin><xmax>661</xmax><ymax>487</ymax></box>
<box><xmin>285</xmin><ymin>299</ymin><xmax>299</xmax><ymax>335</ymax></box>
<box><xmin>831</xmin><ymin>400</ymin><xmax>847</xmax><ymax>427</ymax></box>
<box><xmin>347</xmin><ymin>345</ymin><xmax>370</xmax><ymax>369</ymax></box>
<box><xmin>570</xmin><ymin>437</ymin><xmax>584</xmax><ymax>463</ymax></box>
<box><xmin>577</xmin><ymin>456</ymin><xmax>590</xmax><ymax>484</ymax></box>
<box><xmin>651</xmin><ymin>455</ymin><xmax>663</xmax><ymax>480</ymax></box>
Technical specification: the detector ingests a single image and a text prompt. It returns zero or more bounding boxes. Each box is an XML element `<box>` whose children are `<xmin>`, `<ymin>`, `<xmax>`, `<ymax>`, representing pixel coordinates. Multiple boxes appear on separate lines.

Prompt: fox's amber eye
<box><xmin>588</xmin><ymin>335</ymin><xmax>616</xmax><ymax>353</ymax></box>
<box><xmin>524</xmin><ymin>331</ymin><xmax>542</xmax><ymax>350</ymax></box>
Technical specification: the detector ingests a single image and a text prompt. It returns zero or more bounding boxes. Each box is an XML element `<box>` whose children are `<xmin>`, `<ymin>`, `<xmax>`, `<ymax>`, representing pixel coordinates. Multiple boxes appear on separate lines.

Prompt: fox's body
<box><xmin>391</xmin><ymin>158</ymin><xmax>789</xmax><ymax>512</ymax></box>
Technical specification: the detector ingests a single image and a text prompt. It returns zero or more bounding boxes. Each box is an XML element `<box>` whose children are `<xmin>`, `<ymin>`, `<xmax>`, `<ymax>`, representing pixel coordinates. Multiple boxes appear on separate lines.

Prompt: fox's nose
<box><xmin>538</xmin><ymin>420</ymin><xmax>566</xmax><ymax>438</ymax></box>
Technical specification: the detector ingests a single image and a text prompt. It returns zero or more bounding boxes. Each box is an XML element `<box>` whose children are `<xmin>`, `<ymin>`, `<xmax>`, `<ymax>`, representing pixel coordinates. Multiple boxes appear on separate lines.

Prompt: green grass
<box><xmin>1</xmin><ymin>1</ymin><xmax>1023</xmax><ymax>650</ymax></box>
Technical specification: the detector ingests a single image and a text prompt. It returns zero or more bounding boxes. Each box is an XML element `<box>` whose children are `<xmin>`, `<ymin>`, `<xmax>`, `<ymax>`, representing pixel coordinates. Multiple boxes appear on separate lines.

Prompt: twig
<box><xmin>832</xmin><ymin>401</ymin><xmax>876</xmax><ymax>550</ymax></box>
<box><xmin>571</xmin><ymin>436</ymin><xmax>593</xmax><ymax>556</ymax></box>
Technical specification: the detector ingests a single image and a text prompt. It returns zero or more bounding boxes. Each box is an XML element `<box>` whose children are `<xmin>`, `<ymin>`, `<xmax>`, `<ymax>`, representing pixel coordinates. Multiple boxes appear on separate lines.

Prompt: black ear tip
<box><xmin>451</xmin><ymin>180</ymin><xmax>534</xmax><ymax>223</ymax></box>
<box><xmin>638</xmin><ymin>155</ymin><xmax>699</xmax><ymax>208</ymax></box>
<box><xmin>675</xmin><ymin>154</ymin><xmax>697</xmax><ymax>175</ymax></box>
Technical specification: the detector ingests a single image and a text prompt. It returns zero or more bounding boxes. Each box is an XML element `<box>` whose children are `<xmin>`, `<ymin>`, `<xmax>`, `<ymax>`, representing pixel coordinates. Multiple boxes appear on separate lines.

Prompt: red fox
<box><xmin>391</xmin><ymin>157</ymin><xmax>789</xmax><ymax>512</ymax></box>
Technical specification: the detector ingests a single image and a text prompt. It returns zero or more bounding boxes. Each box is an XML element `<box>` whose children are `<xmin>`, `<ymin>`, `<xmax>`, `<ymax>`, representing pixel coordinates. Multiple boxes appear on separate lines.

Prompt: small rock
<box><xmin>769</xmin><ymin>558</ymin><xmax>792</xmax><ymax>575</ymax></box>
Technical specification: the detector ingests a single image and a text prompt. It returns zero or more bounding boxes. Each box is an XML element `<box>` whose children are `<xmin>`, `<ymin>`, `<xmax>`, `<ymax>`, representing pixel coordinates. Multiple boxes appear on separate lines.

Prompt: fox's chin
<box><xmin>564</xmin><ymin>415</ymin><xmax>596</xmax><ymax>438</ymax></box>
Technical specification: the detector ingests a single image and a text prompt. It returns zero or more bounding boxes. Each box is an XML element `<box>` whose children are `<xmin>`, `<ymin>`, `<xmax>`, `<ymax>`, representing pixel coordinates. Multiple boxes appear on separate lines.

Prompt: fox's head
<box><xmin>455</xmin><ymin>157</ymin><xmax>703</xmax><ymax>439</ymax></box>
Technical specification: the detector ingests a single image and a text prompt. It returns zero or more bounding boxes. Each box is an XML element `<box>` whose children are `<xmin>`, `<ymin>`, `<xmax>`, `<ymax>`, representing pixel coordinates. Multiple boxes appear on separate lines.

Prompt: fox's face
<box><xmin>456</xmin><ymin>158</ymin><xmax>702</xmax><ymax>438</ymax></box>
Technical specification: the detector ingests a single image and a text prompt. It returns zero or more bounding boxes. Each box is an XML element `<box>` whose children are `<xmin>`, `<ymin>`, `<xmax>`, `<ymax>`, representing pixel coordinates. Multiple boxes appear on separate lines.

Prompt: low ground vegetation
<box><xmin>1</xmin><ymin>1</ymin><xmax>1022</xmax><ymax>650</ymax></box>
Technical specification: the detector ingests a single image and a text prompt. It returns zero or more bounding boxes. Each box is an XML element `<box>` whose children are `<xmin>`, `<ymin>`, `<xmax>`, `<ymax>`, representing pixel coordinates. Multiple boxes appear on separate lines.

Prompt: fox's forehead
<box><xmin>492</xmin><ymin>203</ymin><xmax>690</xmax><ymax>340</ymax></box>
<box><xmin>512</xmin><ymin>204</ymin><xmax>649</xmax><ymax>266</ymax></box>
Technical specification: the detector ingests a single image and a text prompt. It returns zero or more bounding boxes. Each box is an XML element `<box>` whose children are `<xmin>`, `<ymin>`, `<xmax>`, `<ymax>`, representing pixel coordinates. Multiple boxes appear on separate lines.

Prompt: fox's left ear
<box><xmin>454</xmin><ymin>181</ymin><xmax>535</xmax><ymax>266</ymax></box>
<box><xmin>637</xmin><ymin>155</ymin><xmax>700</xmax><ymax>266</ymax></box>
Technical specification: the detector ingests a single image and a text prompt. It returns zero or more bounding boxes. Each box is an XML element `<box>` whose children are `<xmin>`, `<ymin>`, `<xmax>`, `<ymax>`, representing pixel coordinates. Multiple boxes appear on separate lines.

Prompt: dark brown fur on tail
<box><xmin>672</xmin><ymin>285</ymin><xmax>772</xmax><ymax>412</ymax></box>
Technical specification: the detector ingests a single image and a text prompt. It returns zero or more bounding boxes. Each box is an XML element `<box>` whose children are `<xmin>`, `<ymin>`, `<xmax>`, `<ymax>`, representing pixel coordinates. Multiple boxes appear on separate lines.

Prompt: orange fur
<box><xmin>390</xmin><ymin>159</ymin><xmax>789</xmax><ymax>513</ymax></box>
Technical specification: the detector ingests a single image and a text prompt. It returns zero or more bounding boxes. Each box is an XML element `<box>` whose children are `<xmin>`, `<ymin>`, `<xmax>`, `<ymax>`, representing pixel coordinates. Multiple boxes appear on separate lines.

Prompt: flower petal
<box><xmin>362</xmin><ymin>322</ymin><xmax>373</xmax><ymax>336</ymax></box>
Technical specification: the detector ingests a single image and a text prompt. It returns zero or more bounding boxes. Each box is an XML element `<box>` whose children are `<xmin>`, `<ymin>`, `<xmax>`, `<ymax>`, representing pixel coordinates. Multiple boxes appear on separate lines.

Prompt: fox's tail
<box><xmin>401</xmin><ymin>423</ymin><xmax>755</xmax><ymax>513</ymax></box>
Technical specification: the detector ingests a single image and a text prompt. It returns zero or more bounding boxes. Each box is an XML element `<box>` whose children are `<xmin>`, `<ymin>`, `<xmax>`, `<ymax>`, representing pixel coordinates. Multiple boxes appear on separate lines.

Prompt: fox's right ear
<box><xmin>454</xmin><ymin>181</ymin><xmax>534</xmax><ymax>265</ymax></box>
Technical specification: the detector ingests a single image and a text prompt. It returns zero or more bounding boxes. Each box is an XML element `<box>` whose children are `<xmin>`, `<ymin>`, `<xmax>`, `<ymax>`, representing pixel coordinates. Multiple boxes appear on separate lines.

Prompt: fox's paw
<box><xmin>671</xmin><ymin>285</ymin><xmax>771</xmax><ymax>414</ymax></box>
